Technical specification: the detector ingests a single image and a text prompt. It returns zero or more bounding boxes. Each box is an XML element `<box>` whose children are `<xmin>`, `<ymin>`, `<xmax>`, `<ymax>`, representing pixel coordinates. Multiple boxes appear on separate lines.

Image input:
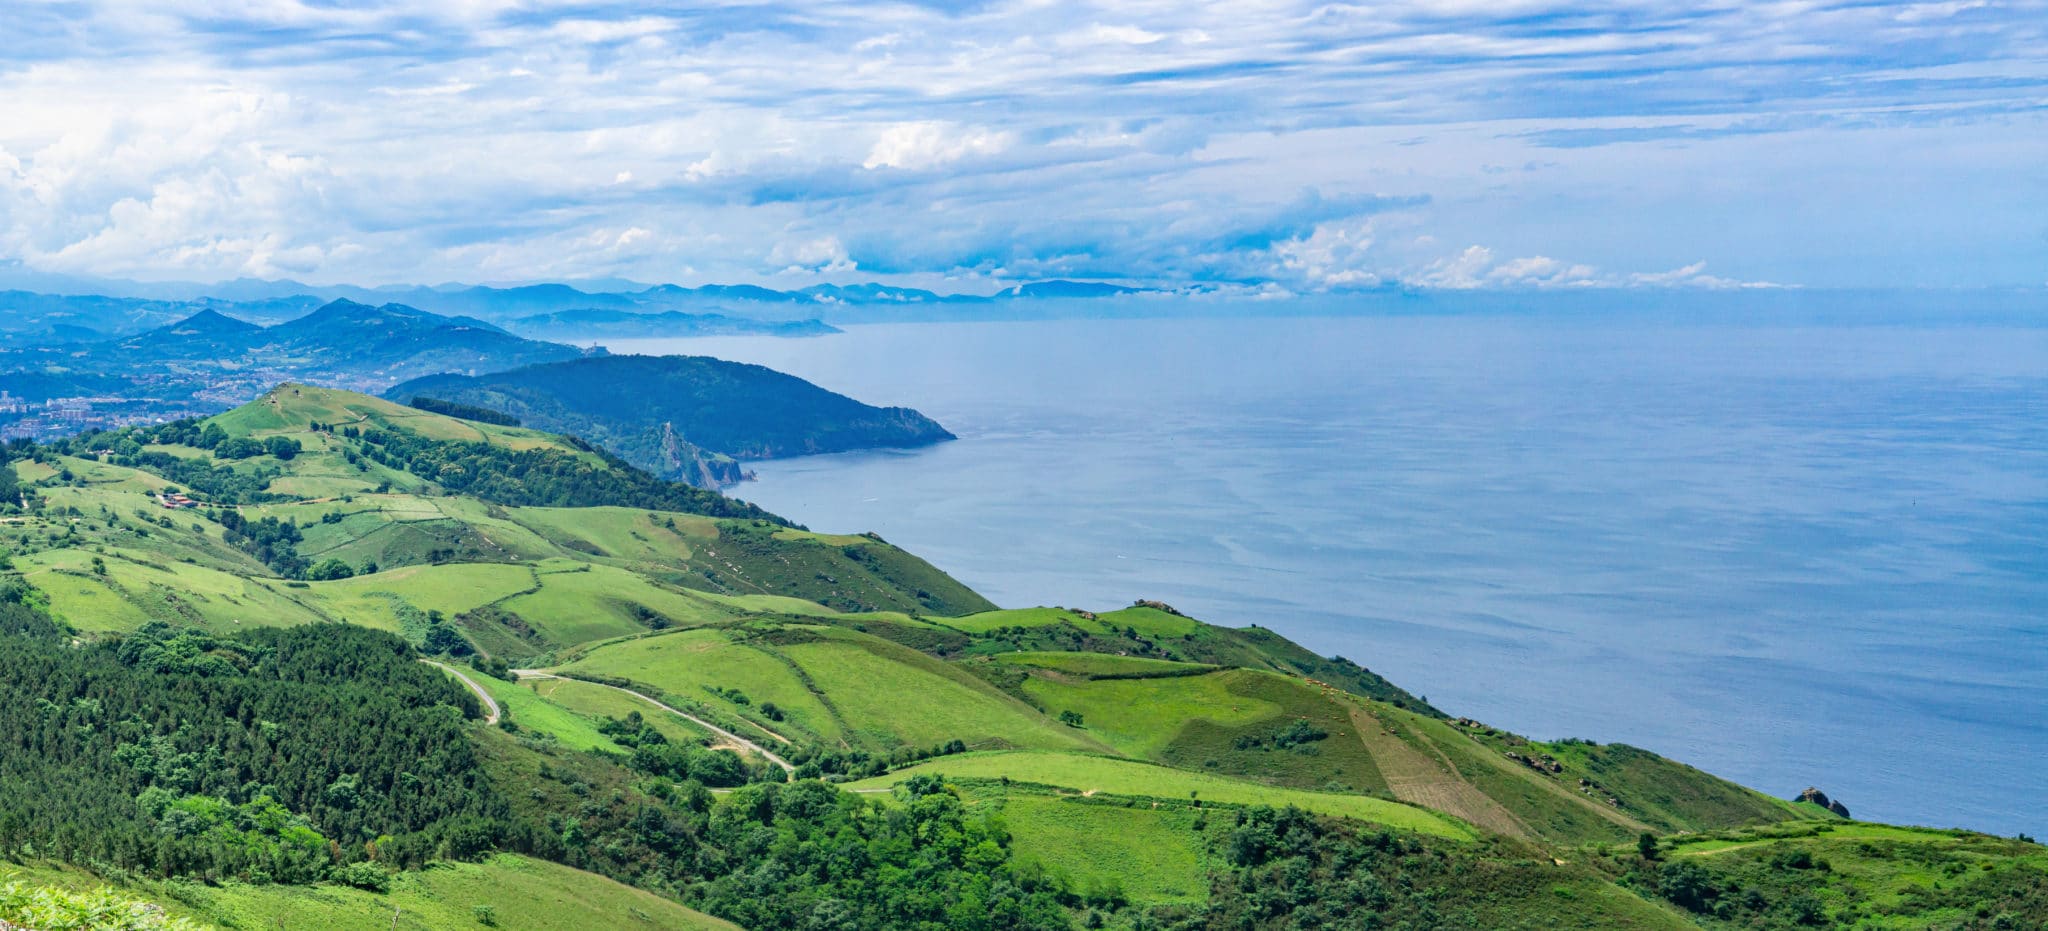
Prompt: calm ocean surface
<box><xmin>605</xmin><ymin>312</ymin><xmax>2047</xmax><ymax>836</ymax></box>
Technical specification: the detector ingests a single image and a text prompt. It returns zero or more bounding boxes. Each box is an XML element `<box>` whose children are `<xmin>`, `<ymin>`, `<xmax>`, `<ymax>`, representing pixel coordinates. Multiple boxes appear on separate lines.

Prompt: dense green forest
<box><xmin>345</xmin><ymin>422</ymin><xmax>781</xmax><ymax>521</ymax></box>
<box><xmin>408</xmin><ymin>396</ymin><xmax>521</xmax><ymax>426</ymax></box>
<box><xmin>0</xmin><ymin>596</ymin><xmax>500</xmax><ymax>883</ymax></box>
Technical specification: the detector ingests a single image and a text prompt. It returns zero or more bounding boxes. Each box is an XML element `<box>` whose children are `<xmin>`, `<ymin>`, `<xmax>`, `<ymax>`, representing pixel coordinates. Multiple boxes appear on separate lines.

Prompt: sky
<box><xmin>0</xmin><ymin>1</ymin><xmax>2043</xmax><ymax>293</ymax></box>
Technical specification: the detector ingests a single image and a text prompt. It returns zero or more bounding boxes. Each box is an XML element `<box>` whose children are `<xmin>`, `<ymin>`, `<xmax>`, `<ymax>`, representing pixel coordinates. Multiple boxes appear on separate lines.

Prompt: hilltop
<box><xmin>386</xmin><ymin>355</ymin><xmax>954</xmax><ymax>486</ymax></box>
<box><xmin>0</xmin><ymin>385</ymin><xmax>2040</xmax><ymax>930</ymax></box>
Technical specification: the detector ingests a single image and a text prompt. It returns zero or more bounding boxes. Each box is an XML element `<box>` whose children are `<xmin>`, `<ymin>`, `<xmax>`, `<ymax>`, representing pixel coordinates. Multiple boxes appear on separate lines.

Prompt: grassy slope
<box><xmin>529</xmin><ymin>676</ymin><xmax>716</xmax><ymax>746</ymax></box>
<box><xmin>0</xmin><ymin>855</ymin><xmax>737</xmax><ymax>931</ymax></box>
<box><xmin>1646</xmin><ymin>821</ymin><xmax>2048</xmax><ymax>928</ymax></box>
<box><xmin>848</xmin><ymin>750</ymin><xmax>1472</xmax><ymax>839</ymax></box>
<box><xmin>973</xmin><ymin>789</ymin><xmax>1222</xmax><ymax>905</ymax></box>
<box><xmin>563</xmin><ymin>627</ymin><xmax>846</xmax><ymax>744</ymax></box>
<box><xmin>6</xmin><ymin>389</ymin><xmax>984</xmax><ymax>653</ymax></box>
<box><xmin>564</xmin><ymin>623</ymin><xmax>1107</xmax><ymax>754</ymax></box>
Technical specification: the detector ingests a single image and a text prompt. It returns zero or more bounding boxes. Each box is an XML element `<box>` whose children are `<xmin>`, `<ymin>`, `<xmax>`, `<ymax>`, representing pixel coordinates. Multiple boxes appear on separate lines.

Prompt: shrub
<box><xmin>329</xmin><ymin>861</ymin><xmax>391</xmax><ymax>893</ymax></box>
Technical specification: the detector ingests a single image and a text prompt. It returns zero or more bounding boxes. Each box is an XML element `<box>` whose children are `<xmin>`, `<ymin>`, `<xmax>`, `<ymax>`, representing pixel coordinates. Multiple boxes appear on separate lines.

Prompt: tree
<box><xmin>1637</xmin><ymin>832</ymin><xmax>1660</xmax><ymax>861</ymax></box>
<box><xmin>214</xmin><ymin>437</ymin><xmax>265</xmax><ymax>460</ymax></box>
<box><xmin>1058</xmin><ymin>710</ymin><xmax>1084</xmax><ymax>727</ymax></box>
<box><xmin>264</xmin><ymin>436</ymin><xmax>302</xmax><ymax>460</ymax></box>
<box><xmin>1657</xmin><ymin>860</ymin><xmax>1717</xmax><ymax>912</ymax></box>
<box><xmin>306</xmin><ymin>558</ymin><xmax>355</xmax><ymax>581</ymax></box>
<box><xmin>424</xmin><ymin>622</ymin><xmax>473</xmax><ymax>656</ymax></box>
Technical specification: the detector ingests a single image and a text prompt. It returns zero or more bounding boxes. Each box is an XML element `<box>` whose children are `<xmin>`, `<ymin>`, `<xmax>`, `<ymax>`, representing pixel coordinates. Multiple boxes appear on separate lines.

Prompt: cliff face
<box><xmin>656</xmin><ymin>420</ymin><xmax>753</xmax><ymax>488</ymax></box>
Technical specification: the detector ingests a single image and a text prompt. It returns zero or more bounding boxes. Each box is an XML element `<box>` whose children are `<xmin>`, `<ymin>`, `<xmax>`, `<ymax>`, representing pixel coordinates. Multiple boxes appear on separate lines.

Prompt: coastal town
<box><xmin>0</xmin><ymin>387</ymin><xmax>258</xmax><ymax>441</ymax></box>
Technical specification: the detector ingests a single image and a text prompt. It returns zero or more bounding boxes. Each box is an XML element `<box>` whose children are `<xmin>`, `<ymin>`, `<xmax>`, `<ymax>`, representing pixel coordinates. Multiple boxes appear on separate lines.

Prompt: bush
<box><xmin>329</xmin><ymin>861</ymin><xmax>391</xmax><ymax>893</ymax></box>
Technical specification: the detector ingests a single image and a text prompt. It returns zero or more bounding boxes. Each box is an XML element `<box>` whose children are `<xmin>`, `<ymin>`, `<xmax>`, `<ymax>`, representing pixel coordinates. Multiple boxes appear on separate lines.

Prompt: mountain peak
<box><xmin>163</xmin><ymin>307</ymin><xmax>260</xmax><ymax>335</ymax></box>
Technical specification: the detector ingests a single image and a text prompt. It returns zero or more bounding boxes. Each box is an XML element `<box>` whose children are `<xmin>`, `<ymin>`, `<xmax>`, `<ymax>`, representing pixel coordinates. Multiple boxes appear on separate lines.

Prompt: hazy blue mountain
<box><xmin>507</xmin><ymin>308</ymin><xmax>840</xmax><ymax>340</ymax></box>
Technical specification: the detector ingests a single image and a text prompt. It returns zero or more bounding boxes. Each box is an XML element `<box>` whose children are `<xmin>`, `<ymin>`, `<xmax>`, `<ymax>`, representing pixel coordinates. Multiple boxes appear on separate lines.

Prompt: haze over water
<box><xmin>609</xmin><ymin>310</ymin><xmax>2047</xmax><ymax>836</ymax></box>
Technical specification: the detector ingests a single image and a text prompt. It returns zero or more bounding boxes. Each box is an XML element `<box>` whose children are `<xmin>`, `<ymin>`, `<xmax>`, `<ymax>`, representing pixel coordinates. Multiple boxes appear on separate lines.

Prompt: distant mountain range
<box><xmin>102</xmin><ymin>299</ymin><xmax>588</xmax><ymax>382</ymax></box>
<box><xmin>507</xmin><ymin>308</ymin><xmax>841</xmax><ymax>341</ymax></box>
<box><xmin>0</xmin><ymin>299</ymin><xmax>595</xmax><ymax>437</ymax></box>
<box><xmin>387</xmin><ymin>355</ymin><xmax>953</xmax><ymax>487</ymax></box>
<box><xmin>1</xmin><ymin>299</ymin><xmax>955</xmax><ymax>486</ymax></box>
<box><xmin>0</xmin><ymin>278</ymin><xmax>1162</xmax><ymax>343</ymax></box>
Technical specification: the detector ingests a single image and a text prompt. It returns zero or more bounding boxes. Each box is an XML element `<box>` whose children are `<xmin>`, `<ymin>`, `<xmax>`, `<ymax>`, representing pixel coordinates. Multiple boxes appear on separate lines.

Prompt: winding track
<box><xmin>514</xmin><ymin>671</ymin><xmax>795</xmax><ymax>773</ymax></box>
<box><xmin>422</xmin><ymin>659</ymin><xmax>502</xmax><ymax>725</ymax></box>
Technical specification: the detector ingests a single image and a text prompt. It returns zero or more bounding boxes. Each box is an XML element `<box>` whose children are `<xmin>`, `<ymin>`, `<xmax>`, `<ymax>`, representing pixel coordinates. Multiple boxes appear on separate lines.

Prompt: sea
<box><xmin>599</xmin><ymin>309</ymin><xmax>2047</xmax><ymax>837</ymax></box>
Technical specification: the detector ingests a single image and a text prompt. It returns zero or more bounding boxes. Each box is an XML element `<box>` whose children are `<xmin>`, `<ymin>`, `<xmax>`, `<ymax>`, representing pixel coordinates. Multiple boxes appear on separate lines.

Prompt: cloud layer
<box><xmin>1</xmin><ymin>1</ymin><xmax>2043</xmax><ymax>290</ymax></box>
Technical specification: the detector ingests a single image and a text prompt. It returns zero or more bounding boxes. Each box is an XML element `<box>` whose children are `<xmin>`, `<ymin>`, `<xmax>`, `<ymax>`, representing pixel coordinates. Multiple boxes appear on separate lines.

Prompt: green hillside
<box><xmin>385</xmin><ymin>354</ymin><xmax>954</xmax><ymax>485</ymax></box>
<box><xmin>2</xmin><ymin>855</ymin><xmax>738</xmax><ymax>931</ymax></box>
<box><xmin>0</xmin><ymin>383</ymin><xmax>2039</xmax><ymax>930</ymax></box>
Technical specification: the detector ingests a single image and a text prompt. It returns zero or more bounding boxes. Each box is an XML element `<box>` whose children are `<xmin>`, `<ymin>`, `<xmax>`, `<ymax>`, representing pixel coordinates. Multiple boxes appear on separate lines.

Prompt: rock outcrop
<box><xmin>1795</xmin><ymin>786</ymin><xmax>1852</xmax><ymax>819</ymax></box>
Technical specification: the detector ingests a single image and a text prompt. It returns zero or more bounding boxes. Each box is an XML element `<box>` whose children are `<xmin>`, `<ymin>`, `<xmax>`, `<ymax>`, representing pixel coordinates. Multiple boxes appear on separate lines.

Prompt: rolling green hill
<box><xmin>0</xmin><ymin>383</ymin><xmax>2040</xmax><ymax>930</ymax></box>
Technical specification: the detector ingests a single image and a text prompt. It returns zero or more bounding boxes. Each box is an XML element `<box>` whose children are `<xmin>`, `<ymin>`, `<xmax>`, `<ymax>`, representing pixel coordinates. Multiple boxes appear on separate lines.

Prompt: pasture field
<box><xmin>1019</xmin><ymin>667</ymin><xmax>1285</xmax><ymax>759</ymax></box>
<box><xmin>455</xmin><ymin>671</ymin><xmax>624</xmax><ymax>753</ymax></box>
<box><xmin>848</xmin><ymin>751</ymin><xmax>1472</xmax><ymax>839</ymax></box>
<box><xmin>529</xmin><ymin>676</ymin><xmax>717</xmax><ymax>746</ymax></box>
<box><xmin>991</xmin><ymin>651</ymin><xmax>1219</xmax><ymax>677</ymax></box>
<box><xmin>304</xmin><ymin>562</ymin><xmax>537</xmax><ymax>620</ymax></box>
<box><xmin>12</xmin><ymin>547</ymin><xmax>327</xmax><ymax>632</ymax></box>
<box><xmin>776</xmin><ymin>630</ymin><xmax>1103</xmax><ymax>752</ymax></box>
<box><xmin>563</xmin><ymin>627</ymin><xmax>845</xmax><ymax>744</ymax></box>
<box><xmin>1021</xmin><ymin>667</ymin><xmax>1395</xmax><ymax>796</ymax></box>
<box><xmin>501</xmin><ymin>561</ymin><xmax>734</xmax><ymax>638</ymax></box>
<box><xmin>947</xmin><ymin>607</ymin><xmax>1104</xmax><ymax>633</ymax></box>
<box><xmin>505</xmin><ymin>504</ymin><xmax>716</xmax><ymax>561</ymax></box>
<box><xmin>1533</xmin><ymin>737</ymin><xmax>1811</xmax><ymax>832</ymax></box>
<box><xmin>976</xmin><ymin>792</ymin><xmax>1219</xmax><ymax>905</ymax></box>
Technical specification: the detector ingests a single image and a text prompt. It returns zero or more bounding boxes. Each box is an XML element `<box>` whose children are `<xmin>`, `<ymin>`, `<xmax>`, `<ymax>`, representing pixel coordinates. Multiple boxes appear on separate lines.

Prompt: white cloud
<box><xmin>1267</xmin><ymin>218</ymin><xmax>1382</xmax><ymax>289</ymax></box>
<box><xmin>1417</xmin><ymin>245</ymin><xmax>1496</xmax><ymax>289</ymax></box>
<box><xmin>0</xmin><ymin>1</ymin><xmax>2035</xmax><ymax>286</ymax></box>
<box><xmin>1056</xmin><ymin>24</ymin><xmax>1169</xmax><ymax>48</ymax></box>
<box><xmin>862</xmin><ymin>123</ymin><xmax>1016</xmax><ymax>171</ymax></box>
<box><xmin>545</xmin><ymin>17</ymin><xmax>678</xmax><ymax>44</ymax></box>
<box><xmin>1486</xmin><ymin>255</ymin><xmax>1600</xmax><ymax>287</ymax></box>
<box><xmin>769</xmin><ymin>235</ymin><xmax>857</xmax><ymax>274</ymax></box>
<box><xmin>1628</xmin><ymin>261</ymin><xmax>1783</xmax><ymax>289</ymax></box>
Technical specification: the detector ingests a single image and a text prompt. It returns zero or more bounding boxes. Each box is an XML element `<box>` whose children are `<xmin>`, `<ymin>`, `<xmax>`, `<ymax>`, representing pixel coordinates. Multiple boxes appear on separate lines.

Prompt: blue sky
<box><xmin>0</xmin><ymin>1</ymin><xmax>2042</xmax><ymax>292</ymax></box>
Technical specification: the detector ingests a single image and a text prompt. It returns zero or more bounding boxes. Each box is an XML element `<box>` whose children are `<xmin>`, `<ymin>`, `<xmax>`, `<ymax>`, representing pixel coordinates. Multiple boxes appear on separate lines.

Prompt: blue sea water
<box><xmin>605</xmin><ymin>311</ymin><xmax>2047</xmax><ymax>836</ymax></box>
